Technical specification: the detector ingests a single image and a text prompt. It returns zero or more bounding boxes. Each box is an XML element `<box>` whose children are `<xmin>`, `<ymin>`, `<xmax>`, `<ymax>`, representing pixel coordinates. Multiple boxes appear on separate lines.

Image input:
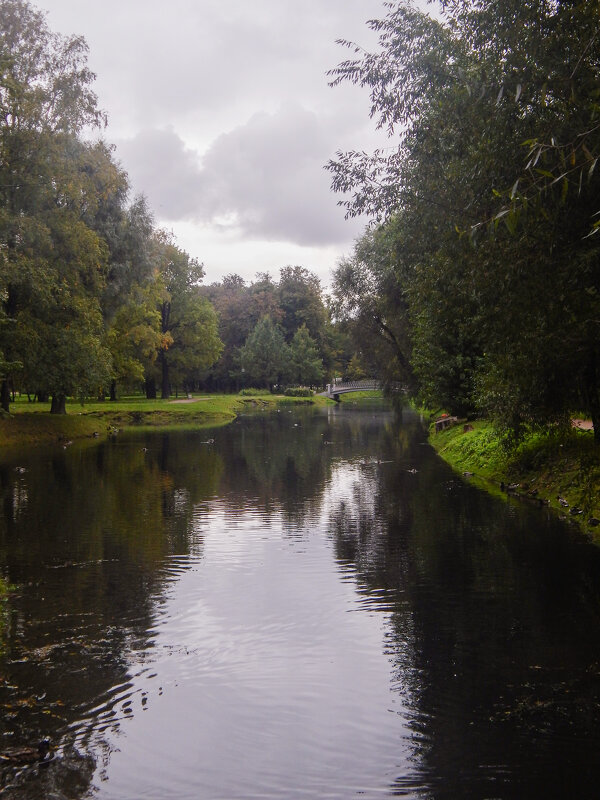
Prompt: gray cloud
<box><xmin>117</xmin><ymin>105</ymin><xmax>364</xmax><ymax>246</ymax></box>
<box><xmin>39</xmin><ymin>0</ymin><xmax>394</xmax><ymax>270</ymax></box>
<box><xmin>42</xmin><ymin>0</ymin><xmax>386</xmax><ymax>137</ymax></box>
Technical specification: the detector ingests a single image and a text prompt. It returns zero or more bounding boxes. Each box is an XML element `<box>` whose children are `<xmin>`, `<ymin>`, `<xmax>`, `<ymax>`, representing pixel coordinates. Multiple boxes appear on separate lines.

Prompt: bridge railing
<box><xmin>323</xmin><ymin>379</ymin><xmax>380</xmax><ymax>397</ymax></box>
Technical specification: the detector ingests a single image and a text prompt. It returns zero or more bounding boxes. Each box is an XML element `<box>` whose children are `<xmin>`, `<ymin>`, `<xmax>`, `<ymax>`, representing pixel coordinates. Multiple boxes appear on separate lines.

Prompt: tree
<box><xmin>332</xmin><ymin>221</ymin><xmax>414</xmax><ymax>390</ymax></box>
<box><xmin>202</xmin><ymin>274</ymin><xmax>257</xmax><ymax>392</ymax></box>
<box><xmin>277</xmin><ymin>266</ymin><xmax>327</xmax><ymax>341</ymax></box>
<box><xmin>202</xmin><ymin>269</ymin><xmax>336</xmax><ymax>392</ymax></box>
<box><xmin>0</xmin><ymin>0</ymin><xmax>109</xmax><ymax>412</ymax></box>
<box><xmin>287</xmin><ymin>324</ymin><xmax>324</xmax><ymax>387</ymax></box>
<box><xmin>164</xmin><ymin>287</ymin><xmax>222</xmax><ymax>393</ymax></box>
<box><xmin>239</xmin><ymin>316</ymin><xmax>289</xmax><ymax>390</ymax></box>
<box><xmin>147</xmin><ymin>234</ymin><xmax>221</xmax><ymax>399</ymax></box>
<box><xmin>345</xmin><ymin>353</ymin><xmax>367</xmax><ymax>381</ymax></box>
<box><xmin>105</xmin><ymin>282</ymin><xmax>164</xmax><ymax>396</ymax></box>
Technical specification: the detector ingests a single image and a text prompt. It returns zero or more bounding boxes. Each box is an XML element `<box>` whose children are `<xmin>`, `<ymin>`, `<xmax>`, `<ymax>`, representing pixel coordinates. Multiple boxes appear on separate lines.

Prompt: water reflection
<box><xmin>0</xmin><ymin>404</ymin><xmax>598</xmax><ymax>798</ymax></box>
<box><xmin>0</xmin><ymin>432</ymin><xmax>222</xmax><ymax>797</ymax></box>
<box><xmin>329</xmin><ymin>410</ymin><xmax>600</xmax><ymax>798</ymax></box>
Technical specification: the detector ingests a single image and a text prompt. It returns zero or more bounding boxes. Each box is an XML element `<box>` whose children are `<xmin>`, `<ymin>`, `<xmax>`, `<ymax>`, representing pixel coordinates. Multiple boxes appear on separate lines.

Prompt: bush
<box><xmin>238</xmin><ymin>387</ymin><xmax>266</xmax><ymax>396</ymax></box>
<box><xmin>283</xmin><ymin>387</ymin><xmax>314</xmax><ymax>397</ymax></box>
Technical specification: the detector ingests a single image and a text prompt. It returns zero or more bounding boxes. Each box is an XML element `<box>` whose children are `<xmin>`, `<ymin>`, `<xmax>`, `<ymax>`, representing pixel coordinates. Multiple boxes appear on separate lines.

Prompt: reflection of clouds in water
<box><xmin>86</xmin><ymin>471</ymin><xmax>412</xmax><ymax>800</ymax></box>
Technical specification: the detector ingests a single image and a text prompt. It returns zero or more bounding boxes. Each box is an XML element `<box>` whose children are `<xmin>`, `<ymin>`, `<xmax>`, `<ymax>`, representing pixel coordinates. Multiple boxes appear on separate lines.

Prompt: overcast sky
<box><xmin>34</xmin><ymin>0</ymin><xmax>395</xmax><ymax>287</ymax></box>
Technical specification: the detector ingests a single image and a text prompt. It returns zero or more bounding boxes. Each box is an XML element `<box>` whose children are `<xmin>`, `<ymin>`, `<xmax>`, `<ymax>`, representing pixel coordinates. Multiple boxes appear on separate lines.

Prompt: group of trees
<box><xmin>0</xmin><ymin>0</ymin><xmax>369</xmax><ymax>411</ymax></box>
<box><xmin>202</xmin><ymin>267</ymin><xmax>347</xmax><ymax>391</ymax></box>
<box><xmin>0</xmin><ymin>0</ymin><xmax>222</xmax><ymax>411</ymax></box>
<box><xmin>329</xmin><ymin>0</ymin><xmax>600</xmax><ymax>440</ymax></box>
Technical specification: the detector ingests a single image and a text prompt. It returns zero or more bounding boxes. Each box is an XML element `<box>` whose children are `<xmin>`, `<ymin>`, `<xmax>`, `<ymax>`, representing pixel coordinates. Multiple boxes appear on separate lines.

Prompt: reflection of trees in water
<box><xmin>0</xmin><ymin>433</ymin><xmax>223</xmax><ymax>797</ymax></box>
<box><xmin>5</xmin><ymin>408</ymin><xmax>599</xmax><ymax>797</ymax></box>
<box><xmin>215</xmin><ymin>406</ymin><xmax>401</xmax><ymax>526</ymax></box>
<box><xmin>329</xmin><ymin>413</ymin><xmax>600</xmax><ymax>798</ymax></box>
<box><xmin>1</xmin><ymin>744</ymin><xmax>95</xmax><ymax>800</ymax></box>
<box><xmin>217</xmin><ymin>410</ymin><xmax>332</xmax><ymax>521</ymax></box>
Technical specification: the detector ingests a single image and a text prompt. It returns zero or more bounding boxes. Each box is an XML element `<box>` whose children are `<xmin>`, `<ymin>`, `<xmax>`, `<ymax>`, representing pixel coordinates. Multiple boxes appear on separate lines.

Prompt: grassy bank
<box><xmin>0</xmin><ymin>393</ymin><xmax>331</xmax><ymax>447</ymax></box>
<box><xmin>336</xmin><ymin>390</ymin><xmax>387</xmax><ymax>403</ymax></box>
<box><xmin>428</xmin><ymin>416</ymin><xmax>600</xmax><ymax>541</ymax></box>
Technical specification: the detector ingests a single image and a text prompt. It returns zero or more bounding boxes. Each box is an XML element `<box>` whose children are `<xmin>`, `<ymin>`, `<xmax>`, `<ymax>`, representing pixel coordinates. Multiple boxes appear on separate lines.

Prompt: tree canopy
<box><xmin>0</xmin><ymin>0</ymin><xmax>224</xmax><ymax>410</ymax></box>
<box><xmin>328</xmin><ymin>0</ymin><xmax>600</xmax><ymax>439</ymax></box>
<box><xmin>202</xmin><ymin>267</ymin><xmax>340</xmax><ymax>392</ymax></box>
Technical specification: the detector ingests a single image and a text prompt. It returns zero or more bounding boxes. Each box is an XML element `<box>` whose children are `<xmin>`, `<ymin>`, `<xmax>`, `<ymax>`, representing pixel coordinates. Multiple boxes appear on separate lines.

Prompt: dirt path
<box><xmin>169</xmin><ymin>397</ymin><xmax>210</xmax><ymax>404</ymax></box>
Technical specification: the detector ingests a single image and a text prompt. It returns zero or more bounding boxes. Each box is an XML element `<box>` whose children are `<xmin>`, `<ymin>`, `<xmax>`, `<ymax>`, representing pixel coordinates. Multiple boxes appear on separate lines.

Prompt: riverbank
<box><xmin>0</xmin><ymin>393</ymin><xmax>330</xmax><ymax>447</ymax></box>
<box><xmin>427</xmin><ymin>415</ymin><xmax>600</xmax><ymax>542</ymax></box>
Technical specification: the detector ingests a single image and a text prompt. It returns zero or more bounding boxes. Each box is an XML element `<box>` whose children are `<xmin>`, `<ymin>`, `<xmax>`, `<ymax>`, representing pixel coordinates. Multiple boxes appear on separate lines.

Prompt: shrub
<box><xmin>238</xmin><ymin>387</ymin><xmax>266</xmax><ymax>396</ymax></box>
<box><xmin>283</xmin><ymin>387</ymin><xmax>314</xmax><ymax>397</ymax></box>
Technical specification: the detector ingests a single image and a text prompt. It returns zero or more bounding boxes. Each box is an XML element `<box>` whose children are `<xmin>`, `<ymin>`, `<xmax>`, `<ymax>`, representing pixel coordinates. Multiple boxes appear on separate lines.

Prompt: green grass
<box><xmin>0</xmin><ymin>392</ymin><xmax>332</xmax><ymax>446</ymax></box>
<box><xmin>337</xmin><ymin>390</ymin><xmax>386</xmax><ymax>403</ymax></box>
<box><xmin>429</xmin><ymin>417</ymin><xmax>600</xmax><ymax>541</ymax></box>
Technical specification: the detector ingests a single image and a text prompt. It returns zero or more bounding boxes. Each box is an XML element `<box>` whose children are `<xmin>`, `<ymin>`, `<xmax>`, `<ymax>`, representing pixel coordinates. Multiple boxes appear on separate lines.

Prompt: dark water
<box><xmin>1</xmin><ymin>404</ymin><xmax>600</xmax><ymax>799</ymax></box>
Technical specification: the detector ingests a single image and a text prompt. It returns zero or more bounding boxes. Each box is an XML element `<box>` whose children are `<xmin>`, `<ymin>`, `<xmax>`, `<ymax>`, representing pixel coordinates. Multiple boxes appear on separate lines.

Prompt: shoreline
<box><xmin>425</xmin><ymin>414</ymin><xmax>600</xmax><ymax>543</ymax></box>
<box><xmin>0</xmin><ymin>393</ymin><xmax>331</xmax><ymax>449</ymax></box>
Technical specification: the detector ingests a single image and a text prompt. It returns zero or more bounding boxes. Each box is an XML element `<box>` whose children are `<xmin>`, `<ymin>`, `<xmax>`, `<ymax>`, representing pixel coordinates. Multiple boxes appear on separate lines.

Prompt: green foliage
<box><xmin>345</xmin><ymin>354</ymin><xmax>367</xmax><ymax>381</ymax></box>
<box><xmin>203</xmin><ymin>267</ymin><xmax>336</xmax><ymax>392</ymax></box>
<box><xmin>239</xmin><ymin>315</ymin><xmax>289</xmax><ymax>390</ymax></box>
<box><xmin>238</xmin><ymin>387</ymin><xmax>266</xmax><ymax>396</ymax></box>
<box><xmin>0</xmin><ymin>1</ymin><xmax>224</xmax><ymax>410</ymax></box>
<box><xmin>332</xmin><ymin>221</ymin><xmax>414</xmax><ymax>390</ymax></box>
<box><xmin>328</xmin><ymin>0</ymin><xmax>600</xmax><ymax>438</ymax></box>
<box><xmin>287</xmin><ymin>324</ymin><xmax>324</xmax><ymax>387</ymax></box>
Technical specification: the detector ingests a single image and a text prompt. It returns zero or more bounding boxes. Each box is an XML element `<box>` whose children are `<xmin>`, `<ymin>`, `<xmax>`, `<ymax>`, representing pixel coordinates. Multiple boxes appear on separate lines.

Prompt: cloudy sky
<box><xmin>34</xmin><ymin>0</ymin><xmax>395</xmax><ymax>287</ymax></box>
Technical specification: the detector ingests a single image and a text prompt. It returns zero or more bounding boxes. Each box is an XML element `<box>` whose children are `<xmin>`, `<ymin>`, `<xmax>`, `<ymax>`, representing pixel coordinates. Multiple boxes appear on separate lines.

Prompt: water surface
<box><xmin>1</xmin><ymin>404</ymin><xmax>600</xmax><ymax>798</ymax></box>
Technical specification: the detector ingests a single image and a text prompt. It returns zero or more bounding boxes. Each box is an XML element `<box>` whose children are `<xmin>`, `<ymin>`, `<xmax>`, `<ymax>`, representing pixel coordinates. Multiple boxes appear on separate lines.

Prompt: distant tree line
<box><xmin>201</xmin><ymin>267</ymin><xmax>357</xmax><ymax>392</ymax></box>
<box><xmin>328</xmin><ymin>0</ymin><xmax>600</xmax><ymax>441</ymax></box>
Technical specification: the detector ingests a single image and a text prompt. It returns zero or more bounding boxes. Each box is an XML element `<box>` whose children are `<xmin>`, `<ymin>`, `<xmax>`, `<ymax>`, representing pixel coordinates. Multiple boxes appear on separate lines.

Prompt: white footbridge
<box><xmin>320</xmin><ymin>380</ymin><xmax>382</xmax><ymax>399</ymax></box>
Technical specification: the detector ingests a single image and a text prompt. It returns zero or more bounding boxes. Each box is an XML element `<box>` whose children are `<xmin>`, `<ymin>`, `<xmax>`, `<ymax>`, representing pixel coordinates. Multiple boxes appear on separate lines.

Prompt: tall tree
<box><xmin>239</xmin><ymin>316</ymin><xmax>289</xmax><ymax>391</ymax></box>
<box><xmin>287</xmin><ymin>324</ymin><xmax>324</xmax><ymax>387</ymax></box>
<box><xmin>0</xmin><ymin>0</ymin><xmax>109</xmax><ymax>411</ymax></box>
<box><xmin>147</xmin><ymin>234</ymin><xmax>221</xmax><ymax>399</ymax></box>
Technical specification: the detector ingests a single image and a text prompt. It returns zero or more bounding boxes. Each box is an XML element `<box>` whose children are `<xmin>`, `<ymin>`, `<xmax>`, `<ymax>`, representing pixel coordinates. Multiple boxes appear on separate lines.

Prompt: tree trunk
<box><xmin>145</xmin><ymin>377</ymin><xmax>157</xmax><ymax>399</ymax></box>
<box><xmin>0</xmin><ymin>380</ymin><xmax>10</xmax><ymax>413</ymax></box>
<box><xmin>109</xmin><ymin>379</ymin><xmax>117</xmax><ymax>402</ymax></box>
<box><xmin>50</xmin><ymin>394</ymin><xmax>66</xmax><ymax>414</ymax></box>
<box><xmin>160</xmin><ymin>351</ymin><xmax>170</xmax><ymax>399</ymax></box>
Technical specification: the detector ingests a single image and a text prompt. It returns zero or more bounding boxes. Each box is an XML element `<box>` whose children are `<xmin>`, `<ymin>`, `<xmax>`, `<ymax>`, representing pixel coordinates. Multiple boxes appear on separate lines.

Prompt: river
<box><xmin>1</xmin><ymin>402</ymin><xmax>600</xmax><ymax>799</ymax></box>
